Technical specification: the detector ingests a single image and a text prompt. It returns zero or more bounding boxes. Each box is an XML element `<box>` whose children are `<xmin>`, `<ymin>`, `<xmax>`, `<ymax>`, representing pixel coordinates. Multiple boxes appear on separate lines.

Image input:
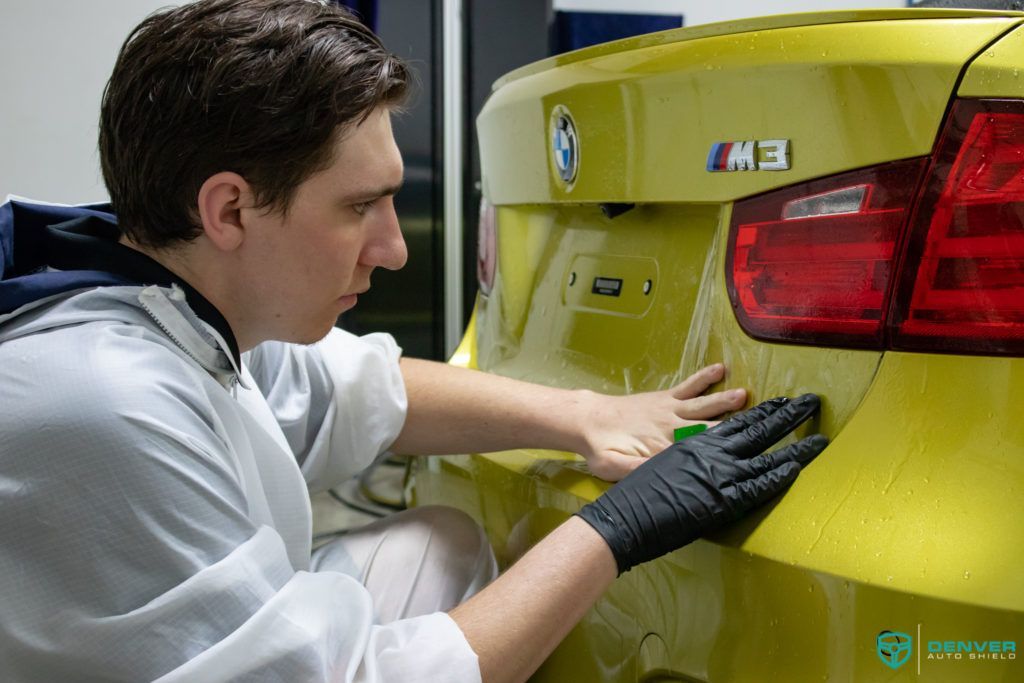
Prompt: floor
<box><xmin>311</xmin><ymin>456</ymin><xmax>409</xmax><ymax>547</ymax></box>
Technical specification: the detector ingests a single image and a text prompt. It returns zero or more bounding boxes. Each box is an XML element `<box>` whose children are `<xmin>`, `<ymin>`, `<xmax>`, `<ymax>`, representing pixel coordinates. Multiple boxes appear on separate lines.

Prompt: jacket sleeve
<box><xmin>245</xmin><ymin>328</ymin><xmax>409</xmax><ymax>493</ymax></box>
<box><xmin>0</xmin><ymin>327</ymin><xmax>476</xmax><ymax>683</ymax></box>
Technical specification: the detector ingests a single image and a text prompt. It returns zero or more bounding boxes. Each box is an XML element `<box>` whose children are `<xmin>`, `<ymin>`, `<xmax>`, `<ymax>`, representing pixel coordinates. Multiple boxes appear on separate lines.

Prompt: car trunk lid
<box><xmin>473</xmin><ymin>12</ymin><xmax>1023</xmax><ymax>438</ymax></box>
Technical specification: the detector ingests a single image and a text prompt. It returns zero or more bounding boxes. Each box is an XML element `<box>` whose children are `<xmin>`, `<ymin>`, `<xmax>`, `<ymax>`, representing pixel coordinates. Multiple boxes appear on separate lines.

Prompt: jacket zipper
<box><xmin>140</xmin><ymin>297</ymin><xmax>209</xmax><ymax>368</ymax></box>
<box><xmin>138</xmin><ymin>286</ymin><xmax>240</xmax><ymax>390</ymax></box>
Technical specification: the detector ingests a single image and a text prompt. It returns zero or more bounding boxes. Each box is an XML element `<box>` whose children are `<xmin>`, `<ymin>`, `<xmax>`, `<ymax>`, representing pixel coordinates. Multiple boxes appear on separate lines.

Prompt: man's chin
<box><xmin>286</xmin><ymin>320</ymin><xmax>339</xmax><ymax>346</ymax></box>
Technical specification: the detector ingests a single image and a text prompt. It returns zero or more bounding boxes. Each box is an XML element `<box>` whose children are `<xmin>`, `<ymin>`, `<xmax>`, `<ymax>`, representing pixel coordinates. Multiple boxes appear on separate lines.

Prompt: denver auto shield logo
<box><xmin>878</xmin><ymin>630</ymin><xmax>913</xmax><ymax>670</ymax></box>
<box><xmin>875</xmin><ymin>626</ymin><xmax>1017</xmax><ymax>674</ymax></box>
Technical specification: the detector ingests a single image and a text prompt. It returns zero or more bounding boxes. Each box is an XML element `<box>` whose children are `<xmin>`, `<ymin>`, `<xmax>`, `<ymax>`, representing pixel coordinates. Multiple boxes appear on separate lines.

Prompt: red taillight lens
<box><xmin>892</xmin><ymin>100</ymin><xmax>1024</xmax><ymax>355</ymax></box>
<box><xmin>727</xmin><ymin>159</ymin><xmax>927</xmax><ymax>347</ymax></box>
<box><xmin>477</xmin><ymin>197</ymin><xmax>496</xmax><ymax>296</ymax></box>
<box><xmin>728</xmin><ymin>98</ymin><xmax>1024</xmax><ymax>356</ymax></box>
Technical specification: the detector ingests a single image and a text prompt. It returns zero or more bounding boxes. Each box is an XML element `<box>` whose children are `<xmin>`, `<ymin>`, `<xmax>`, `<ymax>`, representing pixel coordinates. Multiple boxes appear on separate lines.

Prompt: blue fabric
<box><xmin>0</xmin><ymin>199</ymin><xmax>131</xmax><ymax>314</ymax></box>
<box><xmin>552</xmin><ymin>11</ymin><xmax>683</xmax><ymax>55</ymax></box>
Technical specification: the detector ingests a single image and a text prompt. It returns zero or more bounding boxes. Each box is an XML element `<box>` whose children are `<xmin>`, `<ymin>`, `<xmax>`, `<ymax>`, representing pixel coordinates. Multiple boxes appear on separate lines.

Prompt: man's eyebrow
<box><xmin>343</xmin><ymin>182</ymin><xmax>404</xmax><ymax>202</ymax></box>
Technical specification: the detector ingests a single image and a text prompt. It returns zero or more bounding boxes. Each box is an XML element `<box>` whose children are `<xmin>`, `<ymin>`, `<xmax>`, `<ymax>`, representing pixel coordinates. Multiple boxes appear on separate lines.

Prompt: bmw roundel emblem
<box><xmin>550</xmin><ymin>105</ymin><xmax>579</xmax><ymax>186</ymax></box>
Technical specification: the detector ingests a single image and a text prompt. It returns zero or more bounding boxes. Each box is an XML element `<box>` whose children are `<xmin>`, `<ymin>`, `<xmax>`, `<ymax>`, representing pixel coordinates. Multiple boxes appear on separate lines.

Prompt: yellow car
<box><xmin>412</xmin><ymin>7</ymin><xmax>1024</xmax><ymax>682</ymax></box>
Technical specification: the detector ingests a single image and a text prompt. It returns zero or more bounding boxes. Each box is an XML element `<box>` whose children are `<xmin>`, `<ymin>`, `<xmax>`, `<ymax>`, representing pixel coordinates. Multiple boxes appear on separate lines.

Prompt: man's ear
<box><xmin>197</xmin><ymin>172</ymin><xmax>250</xmax><ymax>252</ymax></box>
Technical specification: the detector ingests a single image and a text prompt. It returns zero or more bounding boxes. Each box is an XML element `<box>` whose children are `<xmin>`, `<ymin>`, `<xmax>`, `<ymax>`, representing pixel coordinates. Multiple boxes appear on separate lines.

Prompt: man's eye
<box><xmin>352</xmin><ymin>199</ymin><xmax>376</xmax><ymax>215</ymax></box>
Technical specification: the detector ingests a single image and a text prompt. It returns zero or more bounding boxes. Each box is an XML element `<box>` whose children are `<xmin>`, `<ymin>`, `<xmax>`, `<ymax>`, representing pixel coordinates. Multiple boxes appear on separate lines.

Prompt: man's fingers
<box><xmin>739</xmin><ymin>434</ymin><xmax>829</xmax><ymax>477</ymax></box>
<box><xmin>727</xmin><ymin>394</ymin><xmax>820</xmax><ymax>457</ymax></box>
<box><xmin>675</xmin><ymin>389</ymin><xmax>746</xmax><ymax>420</ymax></box>
<box><xmin>707</xmin><ymin>396</ymin><xmax>791</xmax><ymax>438</ymax></box>
<box><xmin>723</xmin><ymin>461</ymin><xmax>801</xmax><ymax>515</ymax></box>
<box><xmin>670</xmin><ymin>363</ymin><xmax>725</xmax><ymax>400</ymax></box>
<box><xmin>781</xmin><ymin>433</ymin><xmax>829</xmax><ymax>467</ymax></box>
<box><xmin>727</xmin><ymin>393</ymin><xmax>821</xmax><ymax>458</ymax></box>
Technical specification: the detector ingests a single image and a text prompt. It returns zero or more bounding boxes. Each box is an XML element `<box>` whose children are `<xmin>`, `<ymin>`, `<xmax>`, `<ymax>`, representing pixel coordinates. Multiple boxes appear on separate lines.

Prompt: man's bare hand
<box><xmin>394</xmin><ymin>359</ymin><xmax>745</xmax><ymax>483</ymax></box>
<box><xmin>576</xmin><ymin>363</ymin><xmax>747</xmax><ymax>481</ymax></box>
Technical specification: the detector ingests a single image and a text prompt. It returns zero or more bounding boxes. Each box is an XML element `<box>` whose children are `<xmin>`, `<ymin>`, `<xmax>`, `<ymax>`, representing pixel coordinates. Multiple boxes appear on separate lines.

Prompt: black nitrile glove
<box><xmin>577</xmin><ymin>393</ymin><xmax>828</xmax><ymax>574</ymax></box>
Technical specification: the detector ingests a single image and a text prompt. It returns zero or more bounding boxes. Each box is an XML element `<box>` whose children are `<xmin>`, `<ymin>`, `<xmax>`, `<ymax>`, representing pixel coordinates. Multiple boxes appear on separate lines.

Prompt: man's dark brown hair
<box><xmin>99</xmin><ymin>0</ymin><xmax>409</xmax><ymax>249</ymax></box>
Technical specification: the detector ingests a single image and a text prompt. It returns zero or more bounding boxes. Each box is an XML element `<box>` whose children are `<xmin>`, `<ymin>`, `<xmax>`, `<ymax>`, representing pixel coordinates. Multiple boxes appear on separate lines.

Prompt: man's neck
<box><xmin>118</xmin><ymin>235</ymin><xmax>255</xmax><ymax>353</ymax></box>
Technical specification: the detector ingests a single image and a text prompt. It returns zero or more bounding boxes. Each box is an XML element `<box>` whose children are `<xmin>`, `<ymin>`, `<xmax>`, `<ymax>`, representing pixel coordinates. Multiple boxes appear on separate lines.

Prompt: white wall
<box><xmin>553</xmin><ymin>0</ymin><xmax>908</xmax><ymax>27</ymax></box>
<box><xmin>2</xmin><ymin>1</ymin><xmax>912</xmax><ymax>204</ymax></box>
<box><xmin>0</xmin><ymin>1</ymin><xmax>171</xmax><ymax>204</ymax></box>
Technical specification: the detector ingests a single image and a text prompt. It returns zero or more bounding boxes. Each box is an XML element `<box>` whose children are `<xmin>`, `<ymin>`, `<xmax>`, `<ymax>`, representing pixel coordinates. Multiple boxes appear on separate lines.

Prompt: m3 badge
<box><xmin>707</xmin><ymin>139</ymin><xmax>790</xmax><ymax>171</ymax></box>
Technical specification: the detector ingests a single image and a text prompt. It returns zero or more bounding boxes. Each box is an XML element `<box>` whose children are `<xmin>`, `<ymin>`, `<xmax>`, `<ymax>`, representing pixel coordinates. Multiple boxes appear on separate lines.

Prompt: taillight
<box><xmin>728</xmin><ymin>98</ymin><xmax>1024</xmax><ymax>356</ymax></box>
<box><xmin>477</xmin><ymin>197</ymin><xmax>496</xmax><ymax>296</ymax></box>
<box><xmin>892</xmin><ymin>99</ymin><xmax>1024</xmax><ymax>355</ymax></box>
<box><xmin>727</xmin><ymin>159</ymin><xmax>928</xmax><ymax>347</ymax></box>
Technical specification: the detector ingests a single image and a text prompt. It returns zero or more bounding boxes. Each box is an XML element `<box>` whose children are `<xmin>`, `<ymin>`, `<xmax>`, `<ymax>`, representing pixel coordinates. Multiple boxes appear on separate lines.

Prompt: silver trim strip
<box><xmin>442</xmin><ymin>0</ymin><xmax>465</xmax><ymax>358</ymax></box>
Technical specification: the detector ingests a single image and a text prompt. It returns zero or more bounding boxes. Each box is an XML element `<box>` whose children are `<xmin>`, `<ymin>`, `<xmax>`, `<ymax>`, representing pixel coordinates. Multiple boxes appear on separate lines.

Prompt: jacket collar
<box><xmin>43</xmin><ymin>214</ymin><xmax>242</xmax><ymax>368</ymax></box>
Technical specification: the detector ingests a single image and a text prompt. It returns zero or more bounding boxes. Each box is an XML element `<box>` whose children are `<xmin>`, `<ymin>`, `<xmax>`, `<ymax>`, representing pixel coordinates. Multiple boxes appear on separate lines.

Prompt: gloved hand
<box><xmin>576</xmin><ymin>393</ymin><xmax>828</xmax><ymax>574</ymax></box>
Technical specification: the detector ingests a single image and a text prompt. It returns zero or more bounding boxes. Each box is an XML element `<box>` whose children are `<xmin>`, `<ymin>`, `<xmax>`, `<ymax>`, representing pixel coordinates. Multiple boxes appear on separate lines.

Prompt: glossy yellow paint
<box><xmin>449</xmin><ymin>308</ymin><xmax>478</xmax><ymax>370</ymax></box>
<box><xmin>735</xmin><ymin>352</ymin><xmax>1024</xmax><ymax>613</ymax></box>
<box><xmin>493</xmin><ymin>9</ymin><xmax>1024</xmax><ymax>89</ymax></box>
<box><xmin>479</xmin><ymin>16</ymin><xmax>1021</xmax><ymax>206</ymax></box>
<box><xmin>414</xmin><ymin>351</ymin><xmax>1024</xmax><ymax>681</ymax></box>
<box><xmin>412</xmin><ymin>9</ymin><xmax>1024</xmax><ymax>682</ymax></box>
<box><xmin>476</xmin><ymin>201</ymin><xmax>878</xmax><ymax>431</ymax></box>
<box><xmin>960</xmin><ymin>23</ymin><xmax>1024</xmax><ymax>97</ymax></box>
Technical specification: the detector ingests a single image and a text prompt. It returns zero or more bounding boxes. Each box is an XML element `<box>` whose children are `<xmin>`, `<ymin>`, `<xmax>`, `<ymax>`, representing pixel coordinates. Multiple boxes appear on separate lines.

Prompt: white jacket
<box><xmin>0</xmin><ymin>284</ymin><xmax>480</xmax><ymax>682</ymax></box>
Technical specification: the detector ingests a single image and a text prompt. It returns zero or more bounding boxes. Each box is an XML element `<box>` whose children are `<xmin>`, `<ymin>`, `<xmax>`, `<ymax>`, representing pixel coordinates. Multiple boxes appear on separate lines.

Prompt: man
<box><xmin>0</xmin><ymin>1</ymin><xmax>827</xmax><ymax>681</ymax></box>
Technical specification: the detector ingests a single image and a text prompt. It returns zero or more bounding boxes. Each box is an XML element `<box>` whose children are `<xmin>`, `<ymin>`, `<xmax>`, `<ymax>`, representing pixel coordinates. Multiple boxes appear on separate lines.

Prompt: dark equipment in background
<box><xmin>551</xmin><ymin>11</ymin><xmax>683</xmax><ymax>54</ymax></box>
<box><xmin>338</xmin><ymin>1</ymin><xmax>686</xmax><ymax>360</ymax></box>
<box><xmin>911</xmin><ymin>1</ymin><xmax>1024</xmax><ymax>9</ymax></box>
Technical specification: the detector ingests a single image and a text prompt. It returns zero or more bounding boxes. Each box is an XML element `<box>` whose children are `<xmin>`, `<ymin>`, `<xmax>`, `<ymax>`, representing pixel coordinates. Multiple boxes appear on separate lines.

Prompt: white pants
<box><xmin>310</xmin><ymin>505</ymin><xmax>498</xmax><ymax>623</ymax></box>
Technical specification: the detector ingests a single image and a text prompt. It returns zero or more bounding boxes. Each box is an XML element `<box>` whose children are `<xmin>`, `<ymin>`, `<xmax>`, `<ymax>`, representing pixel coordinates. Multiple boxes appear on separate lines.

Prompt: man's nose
<box><xmin>366</xmin><ymin>198</ymin><xmax>407</xmax><ymax>271</ymax></box>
